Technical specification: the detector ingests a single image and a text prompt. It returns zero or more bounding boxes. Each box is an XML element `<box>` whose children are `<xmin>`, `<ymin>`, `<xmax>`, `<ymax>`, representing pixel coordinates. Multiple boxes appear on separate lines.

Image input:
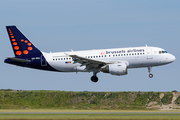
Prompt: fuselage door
<box><xmin>147</xmin><ymin>48</ymin><xmax>153</xmax><ymax>59</ymax></box>
<box><xmin>41</xmin><ymin>55</ymin><xmax>47</xmax><ymax>66</ymax></box>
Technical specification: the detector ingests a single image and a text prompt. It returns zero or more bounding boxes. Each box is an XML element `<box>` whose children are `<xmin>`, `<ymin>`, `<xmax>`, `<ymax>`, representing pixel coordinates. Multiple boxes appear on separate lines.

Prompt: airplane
<box><xmin>4</xmin><ymin>26</ymin><xmax>175</xmax><ymax>82</ymax></box>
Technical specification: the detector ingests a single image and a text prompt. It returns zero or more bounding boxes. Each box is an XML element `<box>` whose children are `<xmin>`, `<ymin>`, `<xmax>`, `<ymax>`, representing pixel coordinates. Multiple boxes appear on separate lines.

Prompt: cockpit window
<box><xmin>162</xmin><ymin>51</ymin><xmax>168</xmax><ymax>53</ymax></box>
<box><xmin>159</xmin><ymin>51</ymin><xmax>168</xmax><ymax>54</ymax></box>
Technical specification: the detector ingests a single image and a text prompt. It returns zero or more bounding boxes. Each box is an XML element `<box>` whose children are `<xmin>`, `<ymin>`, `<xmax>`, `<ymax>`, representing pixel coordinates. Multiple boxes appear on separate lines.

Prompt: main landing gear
<box><xmin>91</xmin><ymin>76</ymin><xmax>98</xmax><ymax>82</ymax></box>
<box><xmin>91</xmin><ymin>71</ymin><xmax>98</xmax><ymax>82</ymax></box>
<box><xmin>148</xmin><ymin>67</ymin><xmax>153</xmax><ymax>78</ymax></box>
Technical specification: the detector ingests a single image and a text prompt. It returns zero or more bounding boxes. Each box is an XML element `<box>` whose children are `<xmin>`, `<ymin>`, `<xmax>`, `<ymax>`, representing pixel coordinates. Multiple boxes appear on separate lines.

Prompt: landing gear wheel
<box><xmin>148</xmin><ymin>67</ymin><xmax>153</xmax><ymax>78</ymax></box>
<box><xmin>91</xmin><ymin>76</ymin><xmax>98</xmax><ymax>82</ymax></box>
<box><xmin>149</xmin><ymin>74</ymin><xmax>153</xmax><ymax>78</ymax></box>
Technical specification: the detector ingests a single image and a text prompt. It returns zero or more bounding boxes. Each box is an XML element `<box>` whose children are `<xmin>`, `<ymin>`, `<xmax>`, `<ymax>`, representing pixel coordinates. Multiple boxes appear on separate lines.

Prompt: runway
<box><xmin>1</xmin><ymin>110</ymin><xmax>180</xmax><ymax>119</ymax></box>
<box><xmin>1</xmin><ymin>111</ymin><xmax>180</xmax><ymax>116</ymax></box>
<box><xmin>1</xmin><ymin>111</ymin><xmax>180</xmax><ymax>114</ymax></box>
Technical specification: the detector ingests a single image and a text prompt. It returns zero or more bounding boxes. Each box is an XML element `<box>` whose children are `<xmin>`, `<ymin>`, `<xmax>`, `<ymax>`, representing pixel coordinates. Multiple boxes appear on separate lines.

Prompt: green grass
<box><xmin>0</xmin><ymin>109</ymin><xmax>180</xmax><ymax>119</ymax></box>
<box><xmin>0</xmin><ymin>90</ymin><xmax>179</xmax><ymax>110</ymax></box>
<box><xmin>0</xmin><ymin>90</ymin><xmax>180</xmax><ymax>119</ymax></box>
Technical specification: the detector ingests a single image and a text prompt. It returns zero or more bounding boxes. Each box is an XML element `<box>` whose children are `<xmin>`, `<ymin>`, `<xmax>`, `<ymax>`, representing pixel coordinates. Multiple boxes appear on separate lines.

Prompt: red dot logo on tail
<box><xmin>13</xmin><ymin>42</ymin><xmax>17</xmax><ymax>46</ymax></box>
<box><xmin>8</xmin><ymin>28</ymin><xmax>12</xmax><ymax>33</ymax></box>
<box><xmin>28</xmin><ymin>47</ymin><xmax>33</xmax><ymax>50</ymax></box>
<box><xmin>23</xmin><ymin>50</ymin><xmax>29</xmax><ymax>54</ymax></box>
<box><xmin>27</xmin><ymin>43</ymin><xmax>32</xmax><ymax>46</ymax></box>
<box><xmin>16</xmin><ymin>51</ymin><xmax>22</xmax><ymax>56</ymax></box>
<box><xmin>14</xmin><ymin>46</ymin><xmax>19</xmax><ymax>50</ymax></box>
<box><xmin>12</xmin><ymin>39</ymin><xmax>16</xmax><ymax>42</ymax></box>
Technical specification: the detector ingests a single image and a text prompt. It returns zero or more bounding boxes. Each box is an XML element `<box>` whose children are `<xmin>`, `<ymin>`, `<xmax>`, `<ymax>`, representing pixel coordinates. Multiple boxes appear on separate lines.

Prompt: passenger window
<box><xmin>96</xmin><ymin>56</ymin><xmax>98</xmax><ymax>58</ymax></box>
<box><xmin>132</xmin><ymin>54</ymin><xmax>134</xmax><ymax>55</ymax></box>
<box><xmin>137</xmin><ymin>53</ymin><xmax>139</xmax><ymax>55</ymax></box>
<box><xmin>105</xmin><ymin>55</ymin><xmax>106</xmax><ymax>57</ymax></box>
<box><xmin>58</xmin><ymin>58</ymin><xmax>60</xmax><ymax>60</ymax></box>
<box><xmin>140</xmin><ymin>53</ymin><xmax>142</xmax><ymax>55</ymax></box>
<box><xmin>64</xmin><ymin>58</ymin><xmax>65</xmax><ymax>60</ymax></box>
<box><xmin>135</xmin><ymin>53</ymin><xmax>136</xmax><ymax>55</ymax></box>
<box><xmin>61</xmin><ymin>58</ymin><xmax>63</xmax><ymax>60</ymax></box>
<box><xmin>109</xmin><ymin>55</ymin><xmax>111</xmax><ymax>57</ymax></box>
<box><xmin>159</xmin><ymin>51</ymin><xmax>162</xmax><ymax>54</ymax></box>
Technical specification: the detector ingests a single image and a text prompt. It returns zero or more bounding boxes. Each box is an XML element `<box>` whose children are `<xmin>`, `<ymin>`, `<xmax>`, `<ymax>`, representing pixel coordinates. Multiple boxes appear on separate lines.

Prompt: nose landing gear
<box><xmin>148</xmin><ymin>67</ymin><xmax>153</xmax><ymax>78</ymax></box>
<box><xmin>149</xmin><ymin>73</ymin><xmax>153</xmax><ymax>78</ymax></box>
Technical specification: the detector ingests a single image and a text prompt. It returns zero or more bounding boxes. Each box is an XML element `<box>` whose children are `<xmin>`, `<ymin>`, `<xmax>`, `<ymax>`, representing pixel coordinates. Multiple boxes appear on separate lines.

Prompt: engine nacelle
<box><xmin>101</xmin><ymin>63</ymin><xmax>127</xmax><ymax>76</ymax></box>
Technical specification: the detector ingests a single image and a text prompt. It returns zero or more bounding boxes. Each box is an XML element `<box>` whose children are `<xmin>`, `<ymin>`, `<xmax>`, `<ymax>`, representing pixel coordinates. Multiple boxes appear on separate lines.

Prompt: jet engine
<box><xmin>101</xmin><ymin>63</ymin><xmax>127</xmax><ymax>76</ymax></box>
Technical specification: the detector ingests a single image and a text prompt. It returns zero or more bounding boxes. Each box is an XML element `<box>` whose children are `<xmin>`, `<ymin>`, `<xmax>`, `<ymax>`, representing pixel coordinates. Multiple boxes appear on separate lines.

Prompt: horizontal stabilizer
<box><xmin>7</xmin><ymin>57</ymin><xmax>31</xmax><ymax>63</ymax></box>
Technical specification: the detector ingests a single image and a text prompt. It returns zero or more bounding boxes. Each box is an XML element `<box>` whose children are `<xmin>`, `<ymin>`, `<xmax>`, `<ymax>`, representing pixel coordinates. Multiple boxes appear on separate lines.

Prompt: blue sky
<box><xmin>0</xmin><ymin>0</ymin><xmax>179</xmax><ymax>91</ymax></box>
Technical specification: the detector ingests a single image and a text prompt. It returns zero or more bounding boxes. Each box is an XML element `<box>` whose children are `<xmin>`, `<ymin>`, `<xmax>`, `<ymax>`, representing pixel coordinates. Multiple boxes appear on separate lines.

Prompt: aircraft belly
<box><xmin>128</xmin><ymin>58</ymin><xmax>139</xmax><ymax>67</ymax></box>
<box><xmin>47</xmin><ymin>61</ymin><xmax>77</xmax><ymax>72</ymax></box>
<box><xmin>136</xmin><ymin>55</ymin><xmax>167</xmax><ymax>67</ymax></box>
<box><xmin>116</xmin><ymin>57</ymin><xmax>139</xmax><ymax>68</ymax></box>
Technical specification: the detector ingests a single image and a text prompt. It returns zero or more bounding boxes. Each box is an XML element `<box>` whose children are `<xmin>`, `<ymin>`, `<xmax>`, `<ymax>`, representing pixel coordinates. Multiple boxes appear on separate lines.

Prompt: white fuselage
<box><xmin>42</xmin><ymin>46</ymin><xmax>175</xmax><ymax>72</ymax></box>
<box><xmin>5</xmin><ymin>26</ymin><xmax>176</xmax><ymax>82</ymax></box>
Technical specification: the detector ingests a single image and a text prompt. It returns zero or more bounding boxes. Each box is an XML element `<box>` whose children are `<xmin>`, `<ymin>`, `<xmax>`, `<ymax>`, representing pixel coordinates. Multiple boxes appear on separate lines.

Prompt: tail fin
<box><xmin>6</xmin><ymin>26</ymin><xmax>42</xmax><ymax>58</ymax></box>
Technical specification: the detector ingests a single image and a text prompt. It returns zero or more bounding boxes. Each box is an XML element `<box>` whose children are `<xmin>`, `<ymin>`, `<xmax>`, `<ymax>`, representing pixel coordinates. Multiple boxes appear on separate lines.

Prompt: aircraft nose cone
<box><xmin>168</xmin><ymin>54</ymin><xmax>175</xmax><ymax>63</ymax></box>
<box><xmin>171</xmin><ymin>55</ymin><xmax>176</xmax><ymax>62</ymax></box>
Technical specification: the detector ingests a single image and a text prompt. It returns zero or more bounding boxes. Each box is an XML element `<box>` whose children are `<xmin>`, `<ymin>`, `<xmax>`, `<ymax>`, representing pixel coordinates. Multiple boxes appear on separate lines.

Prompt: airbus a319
<box><xmin>5</xmin><ymin>26</ymin><xmax>175</xmax><ymax>82</ymax></box>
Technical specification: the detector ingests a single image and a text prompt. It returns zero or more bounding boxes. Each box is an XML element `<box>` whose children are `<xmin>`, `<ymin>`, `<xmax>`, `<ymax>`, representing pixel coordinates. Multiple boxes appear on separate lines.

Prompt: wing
<box><xmin>68</xmin><ymin>54</ymin><xmax>112</xmax><ymax>71</ymax></box>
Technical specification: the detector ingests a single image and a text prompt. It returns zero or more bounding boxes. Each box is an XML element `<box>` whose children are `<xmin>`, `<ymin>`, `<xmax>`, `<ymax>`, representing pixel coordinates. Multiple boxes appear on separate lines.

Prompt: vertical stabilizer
<box><xmin>6</xmin><ymin>26</ymin><xmax>42</xmax><ymax>58</ymax></box>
